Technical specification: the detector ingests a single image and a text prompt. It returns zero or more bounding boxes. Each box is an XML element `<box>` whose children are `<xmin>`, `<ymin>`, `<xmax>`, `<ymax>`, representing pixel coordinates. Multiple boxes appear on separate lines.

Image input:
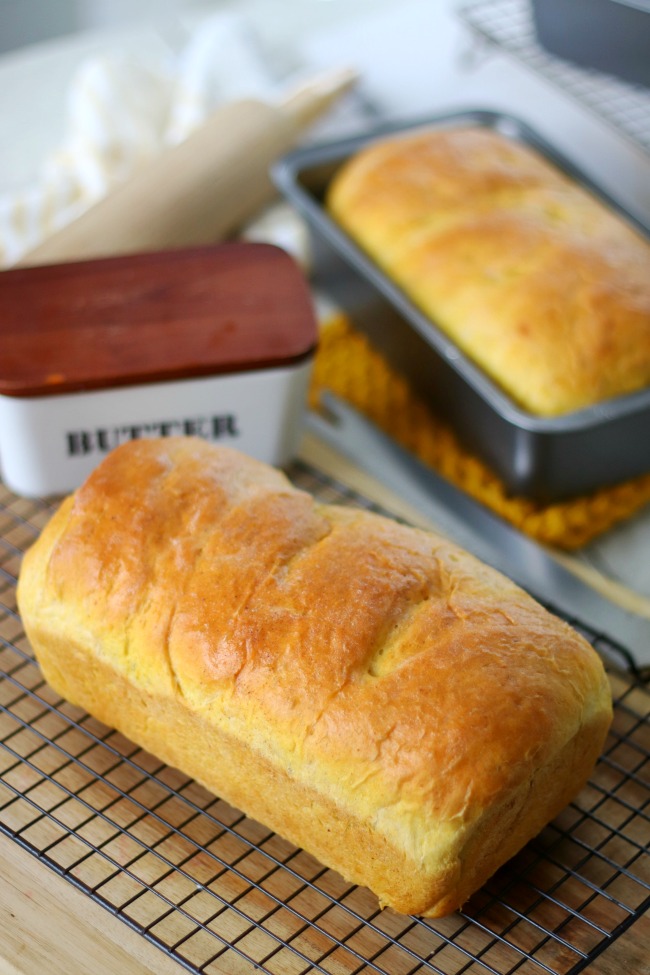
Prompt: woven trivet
<box><xmin>309</xmin><ymin>314</ymin><xmax>650</xmax><ymax>551</ymax></box>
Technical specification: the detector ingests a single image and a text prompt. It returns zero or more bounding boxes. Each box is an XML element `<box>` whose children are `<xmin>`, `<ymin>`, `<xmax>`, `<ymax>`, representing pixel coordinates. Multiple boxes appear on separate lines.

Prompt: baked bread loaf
<box><xmin>326</xmin><ymin>125</ymin><xmax>650</xmax><ymax>417</ymax></box>
<box><xmin>17</xmin><ymin>437</ymin><xmax>612</xmax><ymax>916</ymax></box>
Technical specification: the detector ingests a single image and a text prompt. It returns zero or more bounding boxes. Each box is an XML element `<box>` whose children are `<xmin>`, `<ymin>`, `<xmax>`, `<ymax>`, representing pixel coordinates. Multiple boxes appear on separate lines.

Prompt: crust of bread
<box><xmin>326</xmin><ymin>126</ymin><xmax>650</xmax><ymax>417</ymax></box>
<box><xmin>17</xmin><ymin>437</ymin><xmax>613</xmax><ymax>915</ymax></box>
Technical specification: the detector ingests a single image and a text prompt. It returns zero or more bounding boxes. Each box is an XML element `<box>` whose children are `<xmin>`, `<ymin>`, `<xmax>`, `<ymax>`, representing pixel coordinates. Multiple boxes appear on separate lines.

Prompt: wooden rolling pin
<box><xmin>17</xmin><ymin>67</ymin><xmax>357</xmax><ymax>267</ymax></box>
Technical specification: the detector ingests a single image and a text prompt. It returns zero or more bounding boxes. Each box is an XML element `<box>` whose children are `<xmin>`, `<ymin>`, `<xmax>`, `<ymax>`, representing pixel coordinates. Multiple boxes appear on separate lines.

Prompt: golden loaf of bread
<box><xmin>326</xmin><ymin>125</ymin><xmax>650</xmax><ymax>417</ymax></box>
<box><xmin>17</xmin><ymin>437</ymin><xmax>613</xmax><ymax>916</ymax></box>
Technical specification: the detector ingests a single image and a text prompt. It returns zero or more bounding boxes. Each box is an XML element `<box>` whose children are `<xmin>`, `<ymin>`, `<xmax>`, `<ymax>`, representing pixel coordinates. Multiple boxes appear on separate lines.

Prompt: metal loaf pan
<box><xmin>272</xmin><ymin>108</ymin><xmax>650</xmax><ymax>502</ymax></box>
<box><xmin>531</xmin><ymin>0</ymin><xmax>650</xmax><ymax>89</ymax></box>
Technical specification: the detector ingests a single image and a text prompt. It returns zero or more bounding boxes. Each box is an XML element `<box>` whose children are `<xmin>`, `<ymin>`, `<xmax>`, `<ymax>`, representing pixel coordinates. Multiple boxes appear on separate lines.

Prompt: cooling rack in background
<box><xmin>1</xmin><ymin>461</ymin><xmax>649</xmax><ymax>975</ymax></box>
<box><xmin>459</xmin><ymin>0</ymin><xmax>650</xmax><ymax>153</ymax></box>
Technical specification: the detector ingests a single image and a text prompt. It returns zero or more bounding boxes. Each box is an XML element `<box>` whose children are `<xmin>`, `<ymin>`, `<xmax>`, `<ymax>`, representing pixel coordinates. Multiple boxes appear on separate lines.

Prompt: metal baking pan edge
<box><xmin>531</xmin><ymin>0</ymin><xmax>650</xmax><ymax>89</ymax></box>
<box><xmin>273</xmin><ymin>107</ymin><xmax>650</xmax><ymax>502</ymax></box>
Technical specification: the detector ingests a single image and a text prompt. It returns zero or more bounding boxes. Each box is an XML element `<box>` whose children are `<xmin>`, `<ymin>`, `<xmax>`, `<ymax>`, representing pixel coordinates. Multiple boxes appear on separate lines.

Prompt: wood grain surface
<box><xmin>0</xmin><ymin>834</ymin><xmax>182</xmax><ymax>975</ymax></box>
<box><xmin>1</xmin><ymin>829</ymin><xmax>648</xmax><ymax>975</ymax></box>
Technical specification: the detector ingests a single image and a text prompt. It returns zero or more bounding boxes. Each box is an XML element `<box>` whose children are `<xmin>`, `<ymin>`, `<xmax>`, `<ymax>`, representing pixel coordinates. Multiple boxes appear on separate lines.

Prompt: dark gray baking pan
<box><xmin>531</xmin><ymin>0</ymin><xmax>650</xmax><ymax>89</ymax></box>
<box><xmin>272</xmin><ymin>108</ymin><xmax>650</xmax><ymax>502</ymax></box>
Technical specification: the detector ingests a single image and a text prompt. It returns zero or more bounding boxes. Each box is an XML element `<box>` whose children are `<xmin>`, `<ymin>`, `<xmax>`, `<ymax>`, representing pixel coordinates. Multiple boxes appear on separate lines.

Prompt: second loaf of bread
<box><xmin>17</xmin><ymin>437</ymin><xmax>613</xmax><ymax>916</ymax></box>
<box><xmin>326</xmin><ymin>125</ymin><xmax>650</xmax><ymax>417</ymax></box>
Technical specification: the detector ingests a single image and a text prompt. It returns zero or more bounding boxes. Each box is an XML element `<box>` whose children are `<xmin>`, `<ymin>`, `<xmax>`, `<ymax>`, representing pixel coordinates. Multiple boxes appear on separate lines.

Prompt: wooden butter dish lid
<box><xmin>0</xmin><ymin>242</ymin><xmax>318</xmax><ymax>398</ymax></box>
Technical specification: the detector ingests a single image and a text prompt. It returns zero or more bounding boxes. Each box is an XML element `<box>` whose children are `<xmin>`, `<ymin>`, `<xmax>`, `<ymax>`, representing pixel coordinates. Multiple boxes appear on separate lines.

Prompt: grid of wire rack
<box><xmin>459</xmin><ymin>0</ymin><xmax>650</xmax><ymax>154</ymax></box>
<box><xmin>1</xmin><ymin>460</ymin><xmax>649</xmax><ymax>975</ymax></box>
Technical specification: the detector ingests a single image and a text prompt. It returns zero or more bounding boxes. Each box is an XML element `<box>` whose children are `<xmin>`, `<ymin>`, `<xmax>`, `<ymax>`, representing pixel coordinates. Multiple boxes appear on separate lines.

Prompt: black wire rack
<box><xmin>1</xmin><ymin>461</ymin><xmax>649</xmax><ymax>975</ymax></box>
<box><xmin>459</xmin><ymin>0</ymin><xmax>650</xmax><ymax>153</ymax></box>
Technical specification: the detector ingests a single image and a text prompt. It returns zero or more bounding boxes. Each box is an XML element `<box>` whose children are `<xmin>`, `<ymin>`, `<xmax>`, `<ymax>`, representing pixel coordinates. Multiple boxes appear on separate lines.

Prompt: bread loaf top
<box><xmin>326</xmin><ymin>126</ymin><xmax>650</xmax><ymax>417</ymax></box>
<box><xmin>19</xmin><ymin>437</ymin><xmax>612</xmax><ymax>882</ymax></box>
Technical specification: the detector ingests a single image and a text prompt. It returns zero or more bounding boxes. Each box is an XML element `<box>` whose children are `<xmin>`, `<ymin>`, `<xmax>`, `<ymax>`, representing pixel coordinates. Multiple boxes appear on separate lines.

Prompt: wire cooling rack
<box><xmin>459</xmin><ymin>0</ymin><xmax>650</xmax><ymax>153</ymax></box>
<box><xmin>1</xmin><ymin>461</ymin><xmax>649</xmax><ymax>975</ymax></box>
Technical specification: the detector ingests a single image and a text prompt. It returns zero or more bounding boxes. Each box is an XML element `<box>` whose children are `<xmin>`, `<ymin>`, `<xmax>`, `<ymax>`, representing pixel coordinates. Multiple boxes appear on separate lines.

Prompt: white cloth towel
<box><xmin>0</xmin><ymin>12</ymin><xmax>283</xmax><ymax>267</ymax></box>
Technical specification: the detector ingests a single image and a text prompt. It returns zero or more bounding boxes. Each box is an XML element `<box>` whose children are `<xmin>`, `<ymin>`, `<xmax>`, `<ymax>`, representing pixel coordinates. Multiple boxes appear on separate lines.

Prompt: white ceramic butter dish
<box><xmin>0</xmin><ymin>242</ymin><xmax>318</xmax><ymax>496</ymax></box>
